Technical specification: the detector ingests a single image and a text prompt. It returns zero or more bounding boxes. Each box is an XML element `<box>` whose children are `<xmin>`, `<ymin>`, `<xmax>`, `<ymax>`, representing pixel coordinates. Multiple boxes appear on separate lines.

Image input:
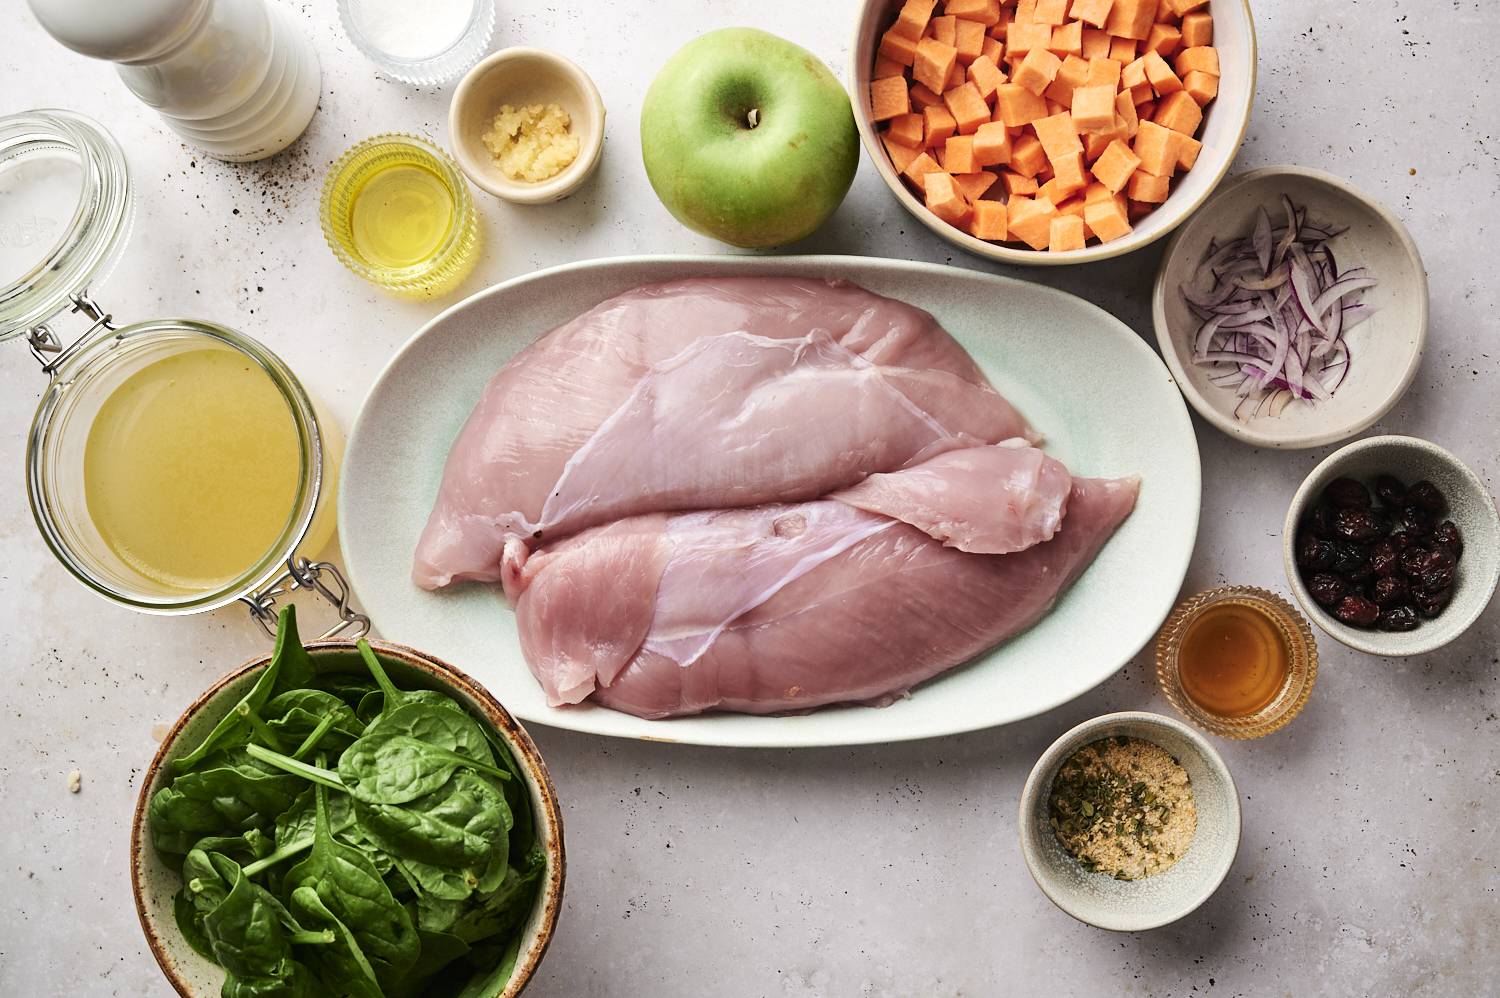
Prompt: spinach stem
<box><xmin>236</xmin><ymin>703</ymin><xmax>287</xmax><ymax>753</ymax></box>
<box><xmin>357</xmin><ymin>639</ymin><xmax>406</xmax><ymax>711</ymax></box>
<box><xmin>245</xmin><ymin>743</ymin><xmax>345</xmax><ymax>791</ymax></box>
<box><xmin>240</xmin><ymin>814</ymin><xmax>356</xmax><ymax>877</ymax></box>
<box><xmin>288</xmin><ymin>930</ymin><xmax>336</xmax><ymax>946</ymax></box>
<box><xmin>291</xmin><ymin>714</ymin><xmax>336</xmax><ymax>761</ymax></box>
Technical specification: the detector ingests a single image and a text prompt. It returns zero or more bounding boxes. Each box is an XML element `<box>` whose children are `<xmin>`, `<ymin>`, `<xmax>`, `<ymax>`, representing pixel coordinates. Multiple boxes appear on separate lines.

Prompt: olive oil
<box><xmin>1177</xmin><ymin>601</ymin><xmax>1290</xmax><ymax>717</ymax></box>
<box><xmin>83</xmin><ymin>346</ymin><xmax>301</xmax><ymax>593</ymax></box>
<box><xmin>349</xmin><ymin>162</ymin><xmax>455</xmax><ymax>269</ymax></box>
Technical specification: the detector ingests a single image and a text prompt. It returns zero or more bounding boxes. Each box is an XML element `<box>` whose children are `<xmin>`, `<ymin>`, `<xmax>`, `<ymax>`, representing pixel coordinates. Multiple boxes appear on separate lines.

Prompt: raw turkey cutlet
<box><xmin>414</xmin><ymin>277</ymin><xmax>1138</xmax><ymax>719</ymax></box>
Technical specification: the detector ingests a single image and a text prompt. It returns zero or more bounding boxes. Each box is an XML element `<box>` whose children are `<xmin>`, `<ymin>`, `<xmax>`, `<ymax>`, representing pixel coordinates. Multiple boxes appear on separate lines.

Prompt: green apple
<box><xmin>640</xmin><ymin>27</ymin><xmax>859</xmax><ymax>248</ymax></box>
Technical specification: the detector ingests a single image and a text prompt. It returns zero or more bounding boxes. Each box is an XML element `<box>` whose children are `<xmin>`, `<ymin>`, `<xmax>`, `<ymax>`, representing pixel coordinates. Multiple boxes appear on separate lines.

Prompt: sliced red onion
<box><xmin>1182</xmin><ymin>196</ymin><xmax>1376</xmax><ymax>421</ymax></box>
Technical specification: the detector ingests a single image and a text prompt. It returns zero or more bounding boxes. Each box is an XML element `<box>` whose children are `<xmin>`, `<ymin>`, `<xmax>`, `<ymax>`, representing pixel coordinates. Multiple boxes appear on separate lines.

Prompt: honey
<box><xmin>1177</xmin><ymin>601</ymin><xmax>1290</xmax><ymax>717</ymax></box>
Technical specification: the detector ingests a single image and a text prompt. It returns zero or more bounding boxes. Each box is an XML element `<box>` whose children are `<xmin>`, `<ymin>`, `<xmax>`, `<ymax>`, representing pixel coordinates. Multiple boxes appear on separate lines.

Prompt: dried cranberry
<box><xmin>1422</xmin><ymin>547</ymin><xmax>1457</xmax><ymax>572</ymax></box>
<box><xmin>1334</xmin><ymin>508</ymin><xmax>1383</xmax><ymax>542</ymax></box>
<box><xmin>1414</xmin><ymin>566</ymin><xmax>1455</xmax><ymax>595</ymax></box>
<box><xmin>1406</xmin><ymin>480</ymin><xmax>1447</xmax><ymax>515</ymax></box>
<box><xmin>1325</xmin><ymin>477</ymin><xmax>1372</xmax><ymax>509</ymax></box>
<box><xmin>1378</xmin><ymin>605</ymin><xmax>1420</xmax><ymax>631</ymax></box>
<box><xmin>1414</xmin><ymin>588</ymin><xmax>1451</xmax><ymax>618</ymax></box>
<box><xmin>1296</xmin><ymin>532</ymin><xmax>1334</xmax><ymax>571</ymax></box>
<box><xmin>1374</xmin><ymin>474</ymin><xmax>1407</xmax><ymax>507</ymax></box>
<box><xmin>1371</xmin><ymin>575</ymin><xmax>1409</xmax><ymax>606</ymax></box>
<box><xmin>1334</xmin><ymin>594</ymin><xmax>1380</xmax><ymax>627</ymax></box>
<box><xmin>1307</xmin><ymin>573</ymin><xmax>1349</xmax><ymax>608</ymax></box>
<box><xmin>1307</xmin><ymin>503</ymin><xmax>1338</xmax><ymax>539</ymax></box>
<box><xmin>1369</xmin><ymin>538</ymin><xmax>1400</xmax><ymax>577</ymax></box>
<box><xmin>1400</xmin><ymin>504</ymin><xmax>1435</xmax><ymax>536</ymax></box>
<box><xmin>1398</xmin><ymin>546</ymin><xmax>1431</xmax><ymax>577</ymax></box>
<box><xmin>1432</xmin><ymin>520</ymin><xmax>1464</xmax><ymax>559</ymax></box>
<box><xmin>1331</xmin><ymin>542</ymin><xmax>1373</xmax><ymax>580</ymax></box>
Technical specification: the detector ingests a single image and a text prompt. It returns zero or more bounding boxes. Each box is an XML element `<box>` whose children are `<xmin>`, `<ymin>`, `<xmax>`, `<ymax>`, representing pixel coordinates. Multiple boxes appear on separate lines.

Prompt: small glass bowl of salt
<box><xmin>338</xmin><ymin>0</ymin><xmax>496</xmax><ymax>86</ymax></box>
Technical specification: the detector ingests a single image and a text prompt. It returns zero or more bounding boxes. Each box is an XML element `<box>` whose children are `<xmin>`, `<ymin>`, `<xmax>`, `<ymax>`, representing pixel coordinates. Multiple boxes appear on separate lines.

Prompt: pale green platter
<box><xmin>339</xmin><ymin>256</ymin><xmax>1201</xmax><ymax>748</ymax></box>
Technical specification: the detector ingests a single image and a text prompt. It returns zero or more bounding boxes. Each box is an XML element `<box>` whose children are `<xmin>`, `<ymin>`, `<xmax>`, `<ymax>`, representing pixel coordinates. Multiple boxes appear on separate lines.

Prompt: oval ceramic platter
<box><xmin>340</xmin><ymin>255</ymin><xmax>1201</xmax><ymax>748</ymax></box>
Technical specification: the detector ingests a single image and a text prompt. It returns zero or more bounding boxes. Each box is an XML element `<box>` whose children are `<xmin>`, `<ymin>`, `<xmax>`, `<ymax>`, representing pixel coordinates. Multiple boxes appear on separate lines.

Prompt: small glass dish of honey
<box><xmin>1155</xmin><ymin>586</ymin><xmax>1318</xmax><ymax>739</ymax></box>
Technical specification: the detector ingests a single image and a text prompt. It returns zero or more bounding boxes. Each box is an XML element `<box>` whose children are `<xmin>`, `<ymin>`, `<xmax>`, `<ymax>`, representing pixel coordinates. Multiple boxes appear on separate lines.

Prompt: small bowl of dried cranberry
<box><xmin>1283</xmin><ymin>435</ymin><xmax>1500</xmax><ymax>656</ymax></box>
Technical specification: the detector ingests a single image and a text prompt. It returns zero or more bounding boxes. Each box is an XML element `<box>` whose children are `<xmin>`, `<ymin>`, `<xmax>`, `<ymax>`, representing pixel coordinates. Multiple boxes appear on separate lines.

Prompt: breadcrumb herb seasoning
<box><xmin>1048</xmin><ymin>736</ymin><xmax>1197</xmax><ymax>880</ymax></box>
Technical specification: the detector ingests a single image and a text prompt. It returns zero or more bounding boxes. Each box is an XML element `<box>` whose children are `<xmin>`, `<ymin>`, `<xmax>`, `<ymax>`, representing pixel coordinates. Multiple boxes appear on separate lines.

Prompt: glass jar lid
<box><xmin>0</xmin><ymin>109</ymin><xmax>132</xmax><ymax>341</ymax></box>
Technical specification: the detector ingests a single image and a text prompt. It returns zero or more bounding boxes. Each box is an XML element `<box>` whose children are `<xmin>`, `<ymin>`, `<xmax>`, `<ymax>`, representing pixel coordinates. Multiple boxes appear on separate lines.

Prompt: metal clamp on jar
<box><xmin>1</xmin><ymin>109</ymin><xmax>367</xmax><ymax>639</ymax></box>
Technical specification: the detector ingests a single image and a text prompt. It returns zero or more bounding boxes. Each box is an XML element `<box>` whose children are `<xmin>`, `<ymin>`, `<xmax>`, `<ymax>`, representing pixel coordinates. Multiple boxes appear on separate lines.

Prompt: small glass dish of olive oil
<box><xmin>320</xmin><ymin>134</ymin><xmax>479</xmax><ymax>298</ymax></box>
<box><xmin>1155</xmin><ymin>586</ymin><xmax>1319</xmax><ymax>739</ymax></box>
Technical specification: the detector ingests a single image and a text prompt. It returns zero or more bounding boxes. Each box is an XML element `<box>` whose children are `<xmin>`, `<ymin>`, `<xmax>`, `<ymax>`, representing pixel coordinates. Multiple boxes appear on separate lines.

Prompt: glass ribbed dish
<box><xmin>337</xmin><ymin>0</ymin><xmax>496</xmax><ymax>86</ymax></box>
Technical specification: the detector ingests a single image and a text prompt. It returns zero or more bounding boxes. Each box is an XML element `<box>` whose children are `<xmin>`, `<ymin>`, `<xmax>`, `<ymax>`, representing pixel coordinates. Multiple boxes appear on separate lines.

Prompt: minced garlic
<box><xmin>481</xmin><ymin>103</ymin><xmax>580</xmax><ymax>183</ymax></box>
<box><xmin>1049</xmin><ymin>736</ymin><xmax>1197</xmax><ymax>881</ymax></box>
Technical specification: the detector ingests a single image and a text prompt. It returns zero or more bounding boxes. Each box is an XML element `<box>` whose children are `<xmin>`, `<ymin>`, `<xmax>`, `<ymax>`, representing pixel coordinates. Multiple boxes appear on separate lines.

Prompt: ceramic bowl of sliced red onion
<box><xmin>1152</xmin><ymin>166</ymin><xmax>1427</xmax><ymax>449</ymax></box>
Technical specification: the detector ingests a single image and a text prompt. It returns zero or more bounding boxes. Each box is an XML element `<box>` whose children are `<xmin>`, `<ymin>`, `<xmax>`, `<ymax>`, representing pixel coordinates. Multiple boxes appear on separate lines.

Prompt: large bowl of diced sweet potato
<box><xmin>850</xmin><ymin>0</ymin><xmax>1255</xmax><ymax>264</ymax></box>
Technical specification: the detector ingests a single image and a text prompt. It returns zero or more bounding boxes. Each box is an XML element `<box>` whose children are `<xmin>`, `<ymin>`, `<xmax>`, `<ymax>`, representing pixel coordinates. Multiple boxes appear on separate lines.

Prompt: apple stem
<box><xmin>747</xmin><ymin>108</ymin><xmax>760</xmax><ymax>129</ymax></box>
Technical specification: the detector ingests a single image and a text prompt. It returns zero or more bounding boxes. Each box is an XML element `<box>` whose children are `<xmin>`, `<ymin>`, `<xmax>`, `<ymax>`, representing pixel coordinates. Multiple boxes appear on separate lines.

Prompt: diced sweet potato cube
<box><xmin>1108</xmin><ymin>36</ymin><xmax>1138</xmax><ymax>63</ymax></box>
<box><xmin>870</xmin><ymin>77</ymin><xmax>912</xmax><ymax>122</ymax></box>
<box><xmin>880</xmin><ymin>29</ymin><xmax>921</xmax><ymax>67</ymax></box>
<box><xmin>1132</xmin><ymin>120</ymin><xmax>1180</xmax><ymax>175</ymax></box>
<box><xmin>1183</xmin><ymin>70</ymin><xmax>1218</xmax><ymax>106</ymax></box>
<box><xmin>1039</xmin><ymin>166</ymin><xmax>1086</xmax><ymax>205</ymax></box>
<box><xmin>1128</xmin><ymin>199</ymin><xmax>1155</xmax><ymax>222</ymax></box>
<box><xmin>953</xmin><ymin>170</ymin><xmax>1000</xmax><ymax>201</ymax></box>
<box><xmin>1045</xmin><ymin>54</ymin><xmax>1089</xmax><ymax>106</ymax></box>
<box><xmin>902</xmin><ymin>150</ymin><xmax>944</xmax><ymax>191</ymax></box>
<box><xmin>955</xmin><ymin>18</ymin><xmax>988</xmax><ymax>62</ymax></box>
<box><xmin>911</xmin><ymin>83</ymin><xmax>945</xmax><ymax>109</ymax></box>
<box><xmin>1146</xmin><ymin>23</ymin><xmax>1182</xmax><ymax>57</ymax></box>
<box><xmin>1154</xmin><ymin>90</ymin><xmax>1203</xmax><ymax>134</ymax></box>
<box><xmin>929</xmin><ymin>15</ymin><xmax>957</xmax><ymax>45</ymax></box>
<box><xmin>1168</xmin><ymin>0</ymin><xmax>1210</xmax><ymax>14</ymax></box>
<box><xmin>969</xmin><ymin>199</ymin><xmax>1009</xmax><ymax>240</ymax></box>
<box><xmin>1070</xmin><ymin>84</ymin><xmax>1117</xmax><ymax>132</ymax></box>
<box><xmin>947</xmin><ymin>0</ymin><xmax>1003</xmax><ymax>26</ymax></box>
<box><xmin>1091</xmin><ymin>139</ymin><xmax>1142</xmax><ymax>192</ymax></box>
<box><xmin>1143</xmin><ymin>50</ymin><xmax>1183</xmax><ymax>96</ymax></box>
<box><xmin>923</xmin><ymin>104</ymin><xmax>958</xmax><ymax>146</ymax></box>
<box><xmin>1036</xmin><ymin>159</ymin><xmax>1056</xmax><ymax>183</ymax></box>
<box><xmin>1122</xmin><ymin>56</ymin><xmax>1148</xmax><ymax>88</ymax></box>
<box><xmin>1049</xmin><ymin>214</ymin><xmax>1087</xmax><ymax>251</ymax></box>
<box><xmin>968</xmin><ymin>54</ymin><xmax>1007</xmax><ymax>99</ymax></box>
<box><xmin>1002</xmin><ymin>170</ymin><xmax>1040</xmax><ymax>196</ymax></box>
<box><xmin>947</xmin><ymin>56</ymin><xmax>967</xmax><ymax>91</ymax></box>
<box><xmin>874</xmin><ymin>56</ymin><xmax>906</xmax><ymax>79</ymax></box>
<box><xmin>892</xmin><ymin>0</ymin><xmax>939</xmax><ymax>40</ymax></box>
<box><xmin>1174</xmin><ymin>46</ymin><xmax>1220</xmax><ymax>77</ymax></box>
<box><xmin>1069</xmin><ymin>0</ymin><xmax>1115</xmax><ymax>29</ymax></box>
<box><xmin>1052</xmin><ymin>149</ymin><xmax>1088</xmax><ymax>189</ymax></box>
<box><xmin>882</xmin><ymin>136</ymin><xmax>922</xmax><ymax>174</ymax></box>
<box><xmin>1009</xmin><ymin>132</ymin><xmax>1049</xmax><ymax>176</ymax></box>
<box><xmin>1086</xmin><ymin>57</ymin><xmax>1122</xmax><ymax>88</ymax></box>
<box><xmin>1105</xmin><ymin>0</ymin><xmax>1155</xmax><ymax>40</ymax></box>
<box><xmin>1084</xmin><ymin>129</ymin><xmax>1114</xmax><ymax>161</ymax></box>
<box><xmin>1128</xmin><ymin>169</ymin><xmax>1170</xmax><ymax>202</ymax></box>
<box><xmin>926</xmin><ymin>172</ymin><xmax>973</xmax><ymax>226</ymax></box>
<box><xmin>1180</xmin><ymin>11</ymin><xmax>1213</xmax><ymax>48</ymax></box>
<box><xmin>981</xmin><ymin>35</ymin><xmax>1004</xmax><ymax>63</ymax></box>
<box><xmin>1033</xmin><ymin>111</ymin><xmax>1083</xmax><ymax>161</ymax></box>
<box><xmin>1056</xmin><ymin>193</ymin><xmax>1087</xmax><ymax>218</ymax></box>
<box><xmin>1176</xmin><ymin>133</ymin><xmax>1202</xmax><ymax>170</ymax></box>
<box><xmin>1009</xmin><ymin>196</ymin><xmax>1059</xmax><ymax>249</ymax></box>
<box><xmin>973</xmin><ymin>120</ymin><xmax>1014</xmax><ymax>166</ymax></box>
<box><xmin>1137</xmin><ymin>97</ymin><xmax>1158</xmax><ymax>118</ymax></box>
<box><xmin>942</xmin><ymin>134</ymin><xmax>978</xmax><ymax>173</ymax></box>
<box><xmin>1033</xmin><ymin>0</ymin><xmax>1071</xmax><ymax>24</ymax></box>
<box><xmin>1006</xmin><ymin>20</ymin><xmax>1053</xmax><ymax>58</ymax></box>
<box><xmin>1049</xmin><ymin>21</ymin><xmax>1083</xmax><ymax>57</ymax></box>
<box><xmin>946</xmin><ymin>82</ymin><xmax>993</xmax><ymax>133</ymax></box>
<box><xmin>914</xmin><ymin>38</ymin><xmax>959</xmax><ymax>93</ymax></box>
<box><xmin>1016</xmin><ymin>0</ymin><xmax>1039</xmax><ymax>19</ymax></box>
<box><xmin>1013</xmin><ymin>47</ymin><xmax>1063</xmax><ymax>95</ymax></box>
<box><xmin>889</xmin><ymin>112</ymin><xmax>925</xmax><ymax>147</ymax></box>
<box><xmin>1115</xmin><ymin>90</ymin><xmax>1140</xmax><ymax>136</ymax></box>
<box><xmin>1081</xmin><ymin>27</ymin><xmax>1112</xmax><ymax>58</ymax></box>
<box><xmin>1084</xmin><ymin>197</ymin><xmax>1132</xmax><ymax>241</ymax></box>
<box><xmin>994</xmin><ymin>83</ymin><xmax>1049</xmax><ymax>126</ymax></box>
<box><xmin>1084</xmin><ymin>182</ymin><xmax>1114</xmax><ymax>206</ymax></box>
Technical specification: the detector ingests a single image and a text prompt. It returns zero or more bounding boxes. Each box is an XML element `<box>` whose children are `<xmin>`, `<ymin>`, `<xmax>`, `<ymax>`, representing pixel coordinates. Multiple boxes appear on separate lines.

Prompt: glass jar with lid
<box><xmin>1</xmin><ymin>109</ymin><xmax>366</xmax><ymax>637</ymax></box>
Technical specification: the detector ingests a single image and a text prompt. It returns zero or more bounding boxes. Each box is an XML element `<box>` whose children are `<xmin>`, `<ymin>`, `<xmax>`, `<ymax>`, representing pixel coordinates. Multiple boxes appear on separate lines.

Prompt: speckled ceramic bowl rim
<box><xmin>1281</xmin><ymin>435</ymin><xmax>1500</xmax><ymax>656</ymax></box>
<box><xmin>448</xmin><ymin>47</ymin><xmax>606</xmax><ymax>204</ymax></box>
<box><xmin>847</xmin><ymin>0</ymin><xmax>1257</xmax><ymax>267</ymax></box>
<box><xmin>1152</xmin><ymin>165</ymin><xmax>1430</xmax><ymax>449</ymax></box>
<box><xmin>1018</xmin><ymin>711</ymin><xmax>1241</xmax><ymax>932</ymax></box>
<box><xmin>129</xmin><ymin>639</ymin><xmax>566</xmax><ymax>997</ymax></box>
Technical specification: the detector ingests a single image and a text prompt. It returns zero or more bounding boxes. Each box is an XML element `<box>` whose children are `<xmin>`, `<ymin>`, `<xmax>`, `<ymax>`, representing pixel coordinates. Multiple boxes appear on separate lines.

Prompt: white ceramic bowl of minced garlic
<box><xmin>449</xmin><ymin>47</ymin><xmax>605</xmax><ymax>204</ymax></box>
<box><xmin>1019</xmin><ymin>711</ymin><xmax>1241</xmax><ymax>932</ymax></box>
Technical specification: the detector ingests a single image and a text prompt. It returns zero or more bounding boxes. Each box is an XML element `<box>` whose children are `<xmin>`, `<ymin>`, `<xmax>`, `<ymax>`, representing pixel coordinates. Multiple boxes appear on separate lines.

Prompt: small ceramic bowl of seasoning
<box><xmin>1283</xmin><ymin>435</ymin><xmax>1500</xmax><ymax>656</ymax></box>
<box><xmin>1156</xmin><ymin>586</ymin><xmax>1319</xmax><ymax>738</ymax></box>
<box><xmin>449</xmin><ymin>47</ymin><xmax>606</xmax><ymax>204</ymax></box>
<box><xmin>1019</xmin><ymin>712</ymin><xmax>1241</xmax><ymax>932</ymax></box>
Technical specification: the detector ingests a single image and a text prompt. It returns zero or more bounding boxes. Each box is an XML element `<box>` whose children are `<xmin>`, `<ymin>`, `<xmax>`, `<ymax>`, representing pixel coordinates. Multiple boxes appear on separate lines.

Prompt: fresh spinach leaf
<box><xmin>288</xmin><ymin>885</ymin><xmax>384</xmax><ymax>998</ymax></box>
<box><xmin>338</xmin><ymin>729</ymin><xmax>510</xmax><ymax>806</ymax></box>
<box><xmin>354</xmin><ymin>770</ymin><xmax>508</xmax><ymax>869</ymax></box>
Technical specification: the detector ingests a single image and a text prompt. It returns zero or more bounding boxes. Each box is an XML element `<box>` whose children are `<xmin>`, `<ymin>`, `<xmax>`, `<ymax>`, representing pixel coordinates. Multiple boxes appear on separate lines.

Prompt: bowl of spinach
<box><xmin>131</xmin><ymin>606</ymin><xmax>564</xmax><ymax>997</ymax></box>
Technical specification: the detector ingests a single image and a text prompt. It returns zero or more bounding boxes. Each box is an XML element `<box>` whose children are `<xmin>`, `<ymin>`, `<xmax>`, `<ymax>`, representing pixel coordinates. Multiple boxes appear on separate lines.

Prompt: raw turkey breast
<box><xmin>509</xmin><ymin>452</ymin><xmax>1139</xmax><ymax>718</ymax></box>
<box><xmin>413</xmin><ymin>277</ymin><xmax>1036</xmax><ymax>590</ymax></box>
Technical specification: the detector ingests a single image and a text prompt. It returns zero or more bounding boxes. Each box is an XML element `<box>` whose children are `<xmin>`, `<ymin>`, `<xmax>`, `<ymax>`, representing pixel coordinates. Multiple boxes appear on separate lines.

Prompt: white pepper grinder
<box><xmin>26</xmin><ymin>0</ymin><xmax>321</xmax><ymax>162</ymax></box>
